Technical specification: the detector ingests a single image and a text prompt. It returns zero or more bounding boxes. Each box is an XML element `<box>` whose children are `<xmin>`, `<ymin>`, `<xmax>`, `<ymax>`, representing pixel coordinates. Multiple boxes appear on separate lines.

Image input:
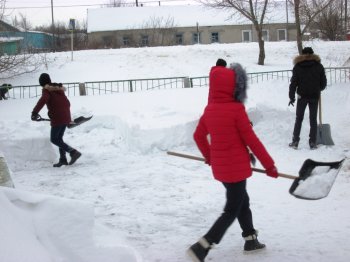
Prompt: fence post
<box><xmin>129</xmin><ymin>80</ymin><xmax>133</xmax><ymax>92</ymax></box>
<box><xmin>0</xmin><ymin>156</ymin><xmax>15</xmax><ymax>188</ymax></box>
<box><xmin>183</xmin><ymin>77</ymin><xmax>192</xmax><ymax>88</ymax></box>
<box><xmin>79</xmin><ymin>83</ymin><xmax>86</xmax><ymax>96</ymax></box>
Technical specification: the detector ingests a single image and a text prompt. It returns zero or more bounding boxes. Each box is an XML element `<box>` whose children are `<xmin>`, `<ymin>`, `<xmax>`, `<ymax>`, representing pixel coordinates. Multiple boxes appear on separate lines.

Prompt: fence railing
<box><xmin>5</xmin><ymin>67</ymin><xmax>349</xmax><ymax>99</ymax></box>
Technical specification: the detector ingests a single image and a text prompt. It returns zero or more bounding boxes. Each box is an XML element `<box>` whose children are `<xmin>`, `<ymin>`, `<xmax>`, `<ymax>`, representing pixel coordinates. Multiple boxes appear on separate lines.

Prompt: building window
<box><xmin>141</xmin><ymin>35</ymin><xmax>149</xmax><ymax>46</ymax></box>
<box><xmin>211</xmin><ymin>32</ymin><xmax>219</xmax><ymax>43</ymax></box>
<box><xmin>193</xmin><ymin>33</ymin><xmax>201</xmax><ymax>44</ymax></box>
<box><xmin>123</xmin><ymin>36</ymin><xmax>129</xmax><ymax>46</ymax></box>
<box><xmin>277</xmin><ymin>29</ymin><xmax>287</xmax><ymax>41</ymax></box>
<box><xmin>176</xmin><ymin>33</ymin><xmax>183</xmax><ymax>45</ymax></box>
<box><xmin>242</xmin><ymin>30</ymin><xmax>252</xmax><ymax>42</ymax></box>
<box><xmin>262</xmin><ymin>30</ymin><xmax>269</xmax><ymax>41</ymax></box>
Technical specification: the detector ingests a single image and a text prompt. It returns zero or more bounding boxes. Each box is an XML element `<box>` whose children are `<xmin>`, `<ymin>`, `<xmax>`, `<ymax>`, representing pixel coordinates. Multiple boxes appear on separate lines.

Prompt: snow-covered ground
<box><xmin>1</xmin><ymin>41</ymin><xmax>350</xmax><ymax>262</ymax></box>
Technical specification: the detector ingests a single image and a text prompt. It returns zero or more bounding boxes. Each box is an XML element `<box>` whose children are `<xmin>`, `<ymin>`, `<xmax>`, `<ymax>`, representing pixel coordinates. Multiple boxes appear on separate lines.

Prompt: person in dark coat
<box><xmin>0</xmin><ymin>84</ymin><xmax>12</xmax><ymax>100</ymax></box>
<box><xmin>31</xmin><ymin>73</ymin><xmax>82</xmax><ymax>167</ymax></box>
<box><xmin>288</xmin><ymin>47</ymin><xmax>327</xmax><ymax>149</ymax></box>
<box><xmin>187</xmin><ymin>59</ymin><xmax>278</xmax><ymax>262</ymax></box>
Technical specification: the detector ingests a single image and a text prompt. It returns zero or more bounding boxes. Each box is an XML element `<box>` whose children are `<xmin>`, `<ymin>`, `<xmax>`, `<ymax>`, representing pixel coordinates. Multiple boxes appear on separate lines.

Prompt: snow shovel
<box><xmin>316</xmin><ymin>94</ymin><xmax>334</xmax><ymax>145</ymax></box>
<box><xmin>166</xmin><ymin>151</ymin><xmax>345</xmax><ymax>200</ymax></box>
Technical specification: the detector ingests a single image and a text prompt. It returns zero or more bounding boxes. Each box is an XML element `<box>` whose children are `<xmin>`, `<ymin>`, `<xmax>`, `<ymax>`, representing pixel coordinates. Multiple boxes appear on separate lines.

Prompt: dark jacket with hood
<box><xmin>289</xmin><ymin>54</ymin><xmax>327</xmax><ymax>100</ymax></box>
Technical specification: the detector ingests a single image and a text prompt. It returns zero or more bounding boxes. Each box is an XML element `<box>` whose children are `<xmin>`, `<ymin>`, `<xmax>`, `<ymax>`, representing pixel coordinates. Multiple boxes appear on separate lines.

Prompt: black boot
<box><xmin>288</xmin><ymin>140</ymin><xmax>299</xmax><ymax>149</ymax></box>
<box><xmin>53</xmin><ymin>158</ymin><xmax>68</xmax><ymax>167</ymax></box>
<box><xmin>69</xmin><ymin>149</ymin><xmax>81</xmax><ymax>165</ymax></box>
<box><xmin>187</xmin><ymin>237</ymin><xmax>213</xmax><ymax>262</ymax></box>
<box><xmin>243</xmin><ymin>233</ymin><xmax>266</xmax><ymax>252</ymax></box>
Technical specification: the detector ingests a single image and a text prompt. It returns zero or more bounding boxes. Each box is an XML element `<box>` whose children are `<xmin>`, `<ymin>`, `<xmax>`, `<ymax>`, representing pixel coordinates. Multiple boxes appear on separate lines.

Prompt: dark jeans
<box><xmin>50</xmin><ymin>125</ymin><xmax>73</xmax><ymax>159</ymax></box>
<box><xmin>292</xmin><ymin>97</ymin><xmax>318</xmax><ymax>144</ymax></box>
<box><xmin>204</xmin><ymin>180</ymin><xmax>255</xmax><ymax>244</ymax></box>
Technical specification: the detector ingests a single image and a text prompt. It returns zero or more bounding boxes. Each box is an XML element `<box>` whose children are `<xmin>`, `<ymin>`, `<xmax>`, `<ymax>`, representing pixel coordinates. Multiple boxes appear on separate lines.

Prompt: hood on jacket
<box><xmin>43</xmin><ymin>84</ymin><xmax>66</xmax><ymax>92</ymax></box>
<box><xmin>208</xmin><ymin>66</ymin><xmax>236</xmax><ymax>104</ymax></box>
<box><xmin>229</xmin><ymin>63</ymin><xmax>248</xmax><ymax>103</ymax></box>
<box><xmin>293</xmin><ymin>54</ymin><xmax>321</xmax><ymax>66</ymax></box>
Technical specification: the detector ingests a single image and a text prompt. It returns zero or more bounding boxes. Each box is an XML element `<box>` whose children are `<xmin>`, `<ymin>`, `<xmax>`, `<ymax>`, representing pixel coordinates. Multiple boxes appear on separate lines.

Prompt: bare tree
<box><xmin>104</xmin><ymin>0</ymin><xmax>127</xmax><ymax>7</ymax></box>
<box><xmin>312</xmin><ymin>1</ymin><xmax>343</xmax><ymax>40</ymax></box>
<box><xmin>0</xmin><ymin>0</ymin><xmax>6</xmax><ymax>21</ymax></box>
<box><xmin>290</xmin><ymin>0</ymin><xmax>335</xmax><ymax>54</ymax></box>
<box><xmin>200</xmin><ymin>0</ymin><xmax>270</xmax><ymax>65</ymax></box>
<box><xmin>0</xmin><ymin>1</ymin><xmax>49</xmax><ymax>79</ymax></box>
<box><xmin>141</xmin><ymin>16</ymin><xmax>177</xmax><ymax>46</ymax></box>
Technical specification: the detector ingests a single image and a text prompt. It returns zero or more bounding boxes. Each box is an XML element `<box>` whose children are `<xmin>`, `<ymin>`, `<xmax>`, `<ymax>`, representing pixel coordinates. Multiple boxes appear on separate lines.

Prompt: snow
<box><xmin>292</xmin><ymin>166</ymin><xmax>340</xmax><ymax>200</ymax></box>
<box><xmin>1</xmin><ymin>41</ymin><xmax>350</xmax><ymax>262</ymax></box>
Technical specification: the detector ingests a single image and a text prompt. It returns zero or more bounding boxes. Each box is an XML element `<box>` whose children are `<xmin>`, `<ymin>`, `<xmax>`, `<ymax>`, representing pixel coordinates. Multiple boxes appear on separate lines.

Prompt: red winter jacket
<box><xmin>193</xmin><ymin>66</ymin><xmax>275</xmax><ymax>183</ymax></box>
<box><xmin>32</xmin><ymin>85</ymin><xmax>71</xmax><ymax>127</ymax></box>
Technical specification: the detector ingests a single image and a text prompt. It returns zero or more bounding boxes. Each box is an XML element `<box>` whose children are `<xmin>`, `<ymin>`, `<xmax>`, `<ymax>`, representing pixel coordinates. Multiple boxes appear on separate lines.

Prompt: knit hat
<box><xmin>216</xmin><ymin>58</ymin><xmax>227</xmax><ymax>67</ymax></box>
<box><xmin>302</xmin><ymin>47</ymin><xmax>314</xmax><ymax>55</ymax></box>
<box><xmin>39</xmin><ymin>73</ymin><xmax>51</xmax><ymax>87</ymax></box>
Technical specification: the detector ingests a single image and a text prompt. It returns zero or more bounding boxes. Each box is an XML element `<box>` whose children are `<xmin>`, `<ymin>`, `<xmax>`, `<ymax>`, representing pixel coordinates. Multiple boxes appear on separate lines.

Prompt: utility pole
<box><xmin>51</xmin><ymin>0</ymin><xmax>55</xmax><ymax>51</ymax></box>
<box><xmin>345</xmin><ymin>0</ymin><xmax>348</xmax><ymax>39</ymax></box>
<box><xmin>286</xmin><ymin>0</ymin><xmax>289</xmax><ymax>41</ymax></box>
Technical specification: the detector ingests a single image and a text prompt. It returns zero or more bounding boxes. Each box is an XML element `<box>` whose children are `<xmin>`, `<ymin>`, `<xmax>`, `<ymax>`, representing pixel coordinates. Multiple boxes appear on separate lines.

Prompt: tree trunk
<box><xmin>254</xmin><ymin>23</ymin><xmax>265</xmax><ymax>65</ymax></box>
<box><xmin>294</xmin><ymin>0</ymin><xmax>303</xmax><ymax>54</ymax></box>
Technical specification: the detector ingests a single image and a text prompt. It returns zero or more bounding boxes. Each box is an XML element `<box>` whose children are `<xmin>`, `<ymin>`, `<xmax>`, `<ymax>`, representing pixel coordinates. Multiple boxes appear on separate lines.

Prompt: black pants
<box><xmin>292</xmin><ymin>97</ymin><xmax>318</xmax><ymax>144</ymax></box>
<box><xmin>204</xmin><ymin>180</ymin><xmax>255</xmax><ymax>244</ymax></box>
<box><xmin>50</xmin><ymin>125</ymin><xmax>73</xmax><ymax>159</ymax></box>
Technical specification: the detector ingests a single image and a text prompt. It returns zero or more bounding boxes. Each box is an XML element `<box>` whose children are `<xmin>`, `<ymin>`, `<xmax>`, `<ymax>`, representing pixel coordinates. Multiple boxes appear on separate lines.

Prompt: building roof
<box><xmin>87</xmin><ymin>5</ymin><xmax>294</xmax><ymax>33</ymax></box>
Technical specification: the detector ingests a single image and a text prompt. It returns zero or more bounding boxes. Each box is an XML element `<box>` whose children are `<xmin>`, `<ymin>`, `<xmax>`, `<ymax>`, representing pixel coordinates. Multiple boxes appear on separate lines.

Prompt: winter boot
<box><xmin>243</xmin><ymin>233</ymin><xmax>266</xmax><ymax>252</ymax></box>
<box><xmin>309</xmin><ymin>142</ymin><xmax>317</xmax><ymax>150</ymax></box>
<box><xmin>53</xmin><ymin>158</ymin><xmax>68</xmax><ymax>167</ymax></box>
<box><xmin>69</xmin><ymin>149</ymin><xmax>81</xmax><ymax>165</ymax></box>
<box><xmin>288</xmin><ymin>140</ymin><xmax>299</xmax><ymax>149</ymax></box>
<box><xmin>187</xmin><ymin>237</ymin><xmax>213</xmax><ymax>262</ymax></box>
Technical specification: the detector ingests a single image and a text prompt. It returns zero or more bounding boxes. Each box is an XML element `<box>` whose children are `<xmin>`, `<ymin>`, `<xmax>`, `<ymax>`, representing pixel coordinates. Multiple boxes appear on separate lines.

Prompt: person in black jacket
<box><xmin>288</xmin><ymin>47</ymin><xmax>327</xmax><ymax>150</ymax></box>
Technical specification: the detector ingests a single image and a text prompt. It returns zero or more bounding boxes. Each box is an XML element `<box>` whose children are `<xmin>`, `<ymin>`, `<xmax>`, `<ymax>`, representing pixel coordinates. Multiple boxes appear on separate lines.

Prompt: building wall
<box><xmin>88</xmin><ymin>23</ymin><xmax>297</xmax><ymax>48</ymax></box>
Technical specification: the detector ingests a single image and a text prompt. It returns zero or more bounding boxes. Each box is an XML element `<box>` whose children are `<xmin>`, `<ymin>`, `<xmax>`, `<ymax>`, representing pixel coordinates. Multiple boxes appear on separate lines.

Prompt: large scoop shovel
<box><xmin>167</xmin><ymin>151</ymin><xmax>344</xmax><ymax>200</ymax></box>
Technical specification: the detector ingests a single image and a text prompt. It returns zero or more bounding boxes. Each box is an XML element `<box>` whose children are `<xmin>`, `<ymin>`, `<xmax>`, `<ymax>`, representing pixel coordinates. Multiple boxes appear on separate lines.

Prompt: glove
<box><xmin>205</xmin><ymin>158</ymin><xmax>211</xmax><ymax>166</ymax></box>
<box><xmin>288</xmin><ymin>99</ymin><xmax>295</xmax><ymax>107</ymax></box>
<box><xmin>266</xmin><ymin>166</ymin><xmax>278</xmax><ymax>178</ymax></box>
<box><xmin>31</xmin><ymin>112</ymin><xmax>39</xmax><ymax>121</ymax></box>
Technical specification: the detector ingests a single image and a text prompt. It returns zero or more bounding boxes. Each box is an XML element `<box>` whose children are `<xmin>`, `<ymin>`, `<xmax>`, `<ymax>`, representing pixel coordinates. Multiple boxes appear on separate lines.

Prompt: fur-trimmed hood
<box><xmin>229</xmin><ymin>63</ymin><xmax>248</xmax><ymax>103</ymax></box>
<box><xmin>293</xmin><ymin>54</ymin><xmax>321</xmax><ymax>65</ymax></box>
<box><xmin>43</xmin><ymin>84</ymin><xmax>66</xmax><ymax>92</ymax></box>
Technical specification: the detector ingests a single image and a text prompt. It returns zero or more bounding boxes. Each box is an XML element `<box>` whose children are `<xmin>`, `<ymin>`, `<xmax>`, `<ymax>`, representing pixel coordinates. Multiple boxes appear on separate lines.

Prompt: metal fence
<box><xmin>5</xmin><ymin>67</ymin><xmax>350</xmax><ymax>99</ymax></box>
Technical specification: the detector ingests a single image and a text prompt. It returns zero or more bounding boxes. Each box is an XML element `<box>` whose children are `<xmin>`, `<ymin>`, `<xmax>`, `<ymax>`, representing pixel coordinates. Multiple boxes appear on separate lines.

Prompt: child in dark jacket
<box><xmin>187</xmin><ymin>59</ymin><xmax>278</xmax><ymax>262</ymax></box>
<box><xmin>31</xmin><ymin>73</ymin><xmax>81</xmax><ymax>167</ymax></box>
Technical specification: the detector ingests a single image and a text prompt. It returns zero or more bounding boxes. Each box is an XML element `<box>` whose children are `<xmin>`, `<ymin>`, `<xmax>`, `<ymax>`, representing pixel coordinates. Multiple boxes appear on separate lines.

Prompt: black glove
<box><xmin>31</xmin><ymin>112</ymin><xmax>40</xmax><ymax>121</ymax></box>
<box><xmin>288</xmin><ymin>99</ymin><xmax>295</xmax><ymax>107</ymax></box>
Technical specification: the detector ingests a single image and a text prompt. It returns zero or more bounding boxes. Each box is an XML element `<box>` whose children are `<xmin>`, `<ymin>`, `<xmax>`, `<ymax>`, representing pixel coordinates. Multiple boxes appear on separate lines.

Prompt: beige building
<box><xmin>87</xmin><ymin>5</ymin><xmax>297</xmax><ymax>48</ymax></box>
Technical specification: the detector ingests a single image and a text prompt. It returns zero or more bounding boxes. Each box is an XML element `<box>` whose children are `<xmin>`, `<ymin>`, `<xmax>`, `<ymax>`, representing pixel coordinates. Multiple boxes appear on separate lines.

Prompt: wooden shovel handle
<box><xmin>319</xmin><ymin>94</ymin><xmax>323</xmax><ymax>125</ymax></box>
<box><xmin>167</xmin><ymin>151</ymin><xmax>297</xmax><ymax>180</ymax></box>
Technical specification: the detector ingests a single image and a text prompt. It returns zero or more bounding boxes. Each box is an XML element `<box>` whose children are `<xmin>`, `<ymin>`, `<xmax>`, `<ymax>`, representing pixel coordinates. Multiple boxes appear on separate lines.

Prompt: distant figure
<box><xmin>187</xmin><ymin>59</ymin><xmax>278</xmax><ymax>262</ymax></box>
<box><xmin>31</xmin><ymin>73</ymin><xmax>82</xmax><ymax>167</ymax></box>
<box><xmin>0</xmin><ymin>84</ymin><xmax>12</xmax><ymax>100</ymax></box>
<box><xmin>288</xmin><ymin>47</ymin><xmax>327</xmax><ymax>150</ymax></box>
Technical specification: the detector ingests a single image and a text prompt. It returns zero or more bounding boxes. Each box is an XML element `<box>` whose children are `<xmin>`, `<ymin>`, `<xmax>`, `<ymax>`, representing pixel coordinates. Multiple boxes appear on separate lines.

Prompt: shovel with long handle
<box><xmin>316</xmin><ymin>94</ymin><xmax>334</xmax><ymax>145</ymax></box>
<box><xmin>167</xmin><ymin>151</ymin><xmax>296</xmax><ymax>179</ymax></box>
<box><xmin>167</xmin><ymin>151</ymin><xmax>345</xmax><ymax>200</ymax></box>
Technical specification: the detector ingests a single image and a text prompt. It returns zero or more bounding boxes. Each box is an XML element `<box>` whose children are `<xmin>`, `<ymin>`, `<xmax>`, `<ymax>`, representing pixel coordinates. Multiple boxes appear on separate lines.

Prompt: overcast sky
<box><xmin>4</xmin><ymin>0</ymin><xmax>199</xmax><ymax>28</ymax></box>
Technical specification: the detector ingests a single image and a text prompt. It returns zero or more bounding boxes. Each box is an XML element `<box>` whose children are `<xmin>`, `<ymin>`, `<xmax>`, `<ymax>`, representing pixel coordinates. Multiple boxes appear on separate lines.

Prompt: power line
<box><xmin>4</xmin><ymin>0</ymin><xmax>196</xmax><ymax>10</ymax></box>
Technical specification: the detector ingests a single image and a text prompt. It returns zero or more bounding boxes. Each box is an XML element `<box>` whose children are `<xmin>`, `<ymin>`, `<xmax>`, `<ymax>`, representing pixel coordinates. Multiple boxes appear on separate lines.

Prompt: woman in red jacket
<box><xmin>31</xmin><ymin>73</ymin><xmax>81</xmax><ymax>167</ymax></box>
<box><xmin>187</xmin><ymin>59</ymin><xmax>278</xmax><ymax>262</ymax></box>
